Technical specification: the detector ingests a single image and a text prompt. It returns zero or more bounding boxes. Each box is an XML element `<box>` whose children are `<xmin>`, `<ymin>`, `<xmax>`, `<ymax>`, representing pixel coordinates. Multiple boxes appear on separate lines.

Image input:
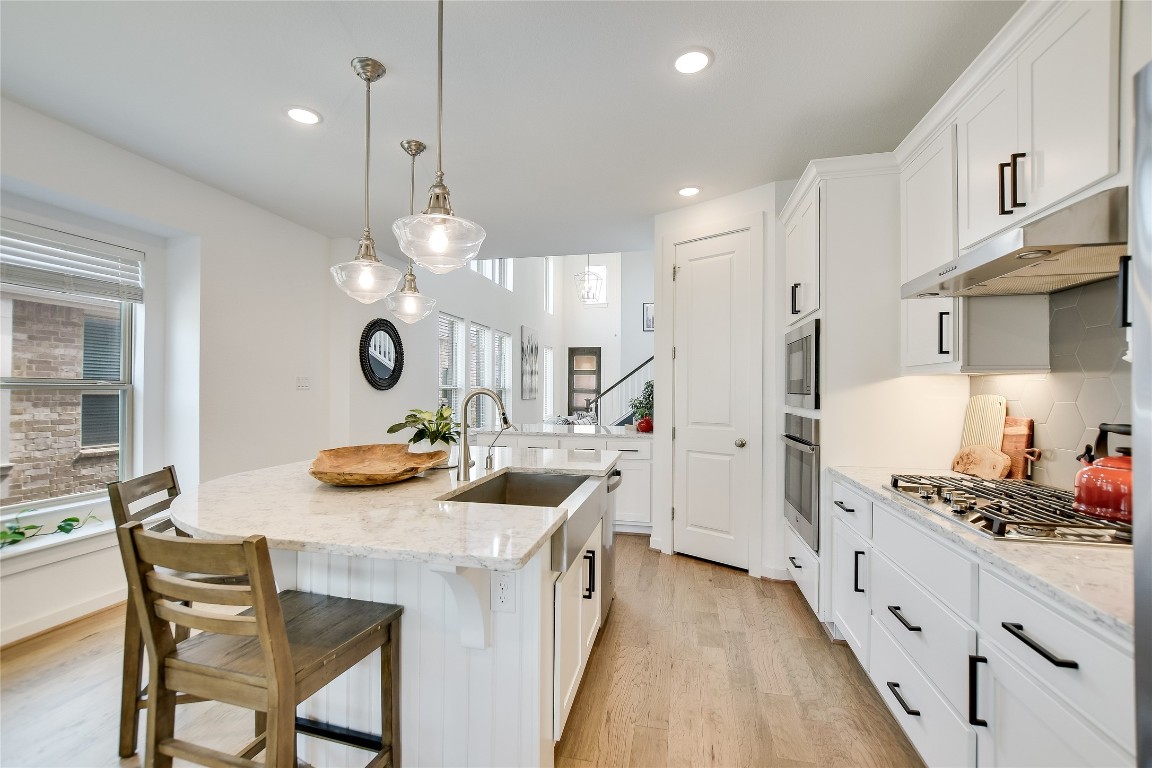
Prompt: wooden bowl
<box><xmin>309</xmin><ymin>444</ymin><xmax>449</xmax><ymax>486</ymax></box>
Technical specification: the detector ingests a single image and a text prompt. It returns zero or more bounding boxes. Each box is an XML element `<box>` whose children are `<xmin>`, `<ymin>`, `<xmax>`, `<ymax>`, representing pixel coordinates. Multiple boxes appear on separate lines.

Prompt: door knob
<box><xmin>735</xmin><ymin>439</ymin><xmax>747</xmax><ymax>448</ymax></box>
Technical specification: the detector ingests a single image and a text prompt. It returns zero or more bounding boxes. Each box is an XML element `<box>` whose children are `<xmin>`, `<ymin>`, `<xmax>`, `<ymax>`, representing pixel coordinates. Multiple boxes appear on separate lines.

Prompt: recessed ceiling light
<box><xmin>679</xmin><ymin>186</ymin><xmax>701</xmax><ymax>197</ymax></box>
<box><xmin>674</xmin><ymin>48</ymin><xmax>713</xmax><ymax>74</ymax></box>
<box><xmin>287</xmin><ymin>107</ymin><xmax>322</xmax><ymax>125</ymax></box>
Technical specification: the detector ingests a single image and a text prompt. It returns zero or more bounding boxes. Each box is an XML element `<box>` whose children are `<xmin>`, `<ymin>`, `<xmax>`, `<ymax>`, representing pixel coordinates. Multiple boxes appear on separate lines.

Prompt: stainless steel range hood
<box><xmin>901</xmin><ymin>187</ymin><xmax>1128</xmax><ymax>299</ymax></box>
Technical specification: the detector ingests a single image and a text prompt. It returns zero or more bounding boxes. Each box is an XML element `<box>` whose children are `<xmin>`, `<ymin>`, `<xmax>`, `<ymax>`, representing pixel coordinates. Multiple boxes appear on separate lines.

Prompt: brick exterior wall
<box><xmin>2</xmin><ymin>299</ymin><xmax>119</xmax><ymax>507</ymax></box>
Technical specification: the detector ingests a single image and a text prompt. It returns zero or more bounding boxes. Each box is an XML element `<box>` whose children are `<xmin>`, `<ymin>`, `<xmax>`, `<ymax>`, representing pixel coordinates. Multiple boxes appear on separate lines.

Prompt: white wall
<box><xmin>652</xmin><ymin>184</ymin><xmax>786</xmax><ymax>579</ymax></box>
<box><xmin>619</xmin><ymin>250</ymin><xmax>654</xmax><ymax>372</ymax></box>
<box><xmin>561</xmin><ymin>253</ymin><xmax>622</xmax><ymax>413</ymax></box>
<box><xmin>328</xmin><ymin>250</ymin><xmax>567</xmax><ymax>446</ymax></box>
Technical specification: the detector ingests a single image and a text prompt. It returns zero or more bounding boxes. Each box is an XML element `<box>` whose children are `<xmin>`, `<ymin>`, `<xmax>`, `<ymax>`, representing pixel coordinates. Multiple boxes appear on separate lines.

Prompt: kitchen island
<box><xmin>170</xmin><ymin>447</ymin><xmax>620</xmax><ymax>768</ymax></box>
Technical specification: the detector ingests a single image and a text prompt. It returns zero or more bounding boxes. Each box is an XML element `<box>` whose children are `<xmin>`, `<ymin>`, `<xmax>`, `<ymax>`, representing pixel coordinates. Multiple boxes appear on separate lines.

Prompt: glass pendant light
<box><xmin>331</xmin><ymin>57</ymin><xmax>402</xmax><ymax>303</ymax></box>
<box><xmin>392</xmin><ymin>0</ymin><xmax>486</xmax><ymax>274</ymax></box>
<box><xmin>574</xmin><ymin>254</ymin><xmax>604</xmax><ymax>303</ymax></box>
<box><xmin>386</xmin><ymin>140</ymin><xmax>438</xmax><ymax>324</ymax></box>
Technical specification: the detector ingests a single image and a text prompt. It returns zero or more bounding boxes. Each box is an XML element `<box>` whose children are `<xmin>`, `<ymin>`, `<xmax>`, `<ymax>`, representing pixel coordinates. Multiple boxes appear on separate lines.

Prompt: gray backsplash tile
<box><xmin>970</xmin><ymin>278</ymin><xmax>1132</xmax><ymax>490</ymax></box>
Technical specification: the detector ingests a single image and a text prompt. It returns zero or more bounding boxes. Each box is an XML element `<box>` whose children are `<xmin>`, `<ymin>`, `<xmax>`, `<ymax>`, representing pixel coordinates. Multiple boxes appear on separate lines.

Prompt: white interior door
<box><xmin>672</xmin><ymin>229</ymin><xmax>752</xmax><ymax>569</ymax></box>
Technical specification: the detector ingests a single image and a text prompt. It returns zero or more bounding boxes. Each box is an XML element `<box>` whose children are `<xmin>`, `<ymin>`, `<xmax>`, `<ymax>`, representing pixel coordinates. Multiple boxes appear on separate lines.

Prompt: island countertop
<box><xmin>170</xmin><ymin>447</ymin><xmax>619</xmax><ymax>571</ymax></box>
<box><xmin>830</xmin><ymin>466</ymin><xmax>1133</xmax><ymax>644</ymax></box>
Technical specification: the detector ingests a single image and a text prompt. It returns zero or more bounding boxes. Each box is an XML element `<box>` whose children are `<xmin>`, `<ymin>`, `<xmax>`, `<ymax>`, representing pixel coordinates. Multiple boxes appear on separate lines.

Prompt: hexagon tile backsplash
<box><xmin>969</xmin><ymin>278</ymin><xmax>1132</xmax><ymax>490</ymax></box>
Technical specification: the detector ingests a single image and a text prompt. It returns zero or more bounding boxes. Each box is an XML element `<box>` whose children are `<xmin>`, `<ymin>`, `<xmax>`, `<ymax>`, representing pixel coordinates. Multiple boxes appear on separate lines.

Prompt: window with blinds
<box><xmin>494</xmin><ymin>331</ymin><xmax>511</xmax><ymax>420</ymax></box>
<box><xmin>468</xmin><ymin>323</ymin><xmax>492</xmax><ymax>428</ymax></box>
<box><xmin>438</xmin><ymin>313</ymin><xmax>466</xmax><ymax>422</ymax></box>
<box><xmin>1</xmin><ymin>217</ymin><xmax>139</xmax><ymax>508</ymax></box>
<box><xmin>542</xmin><ymin>346</ymin><xmax>555</xmax><ymax>418</ymax></box>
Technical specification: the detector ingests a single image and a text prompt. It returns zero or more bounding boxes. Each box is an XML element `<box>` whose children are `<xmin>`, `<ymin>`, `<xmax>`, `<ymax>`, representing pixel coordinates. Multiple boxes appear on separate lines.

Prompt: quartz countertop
<box><xmin>170</xmin><ymin>447</ymin><xmax>620</xmax><ymax>571</ymax></box>
<box><xmin>470</xmin><ymin>423</ymin><xmax>652</xmax><ymax>439</ymax></box>
<box><xmin>830</xmin><ymin>466</ymin><xmax>1134</xmax><ymax>645</ymax></box>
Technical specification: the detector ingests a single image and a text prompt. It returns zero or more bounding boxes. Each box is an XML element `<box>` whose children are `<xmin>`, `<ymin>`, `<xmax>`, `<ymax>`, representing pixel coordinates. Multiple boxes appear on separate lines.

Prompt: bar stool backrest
<box><xmin>107</xmin><ymin>466</ymin><xmax>182</xmax><ymax>533</ymax></box>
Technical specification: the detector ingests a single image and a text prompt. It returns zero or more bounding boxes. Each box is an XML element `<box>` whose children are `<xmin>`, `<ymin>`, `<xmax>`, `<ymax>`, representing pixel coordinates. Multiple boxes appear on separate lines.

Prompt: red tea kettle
<box><xmin>1073</xmin><ymin>423</ymin><xmax>1133</xmax><ymax>523</ymax></box>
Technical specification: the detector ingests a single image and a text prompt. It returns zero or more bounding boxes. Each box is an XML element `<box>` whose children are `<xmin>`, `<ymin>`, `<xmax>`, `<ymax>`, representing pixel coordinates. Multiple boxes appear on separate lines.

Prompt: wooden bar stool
<box><xmin>117</xmin><ymin>521</ymin><xmax>402</xmax><ymax>768</ymax></box>
<box><xmin>110</xmin><ymin>465</ymin><xmax>228</xmax><ymax>758</ymax></box>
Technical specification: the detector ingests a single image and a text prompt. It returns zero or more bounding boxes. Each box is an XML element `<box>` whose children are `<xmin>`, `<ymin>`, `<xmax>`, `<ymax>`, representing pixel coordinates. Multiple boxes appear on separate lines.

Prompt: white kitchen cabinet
<box><xmin>783</xmin><ymin>523</ymin><xmax>819</xmax><ymax>616</ymax></box>
<box><xmin>517</xmin><ymin>436</ymin><xmax>561</xmax><ymax>450</ymax></box>
<box><xmin>553</xmin><ymin>520</ymin><xmax>603</xmax><ymax>740</ymax></box>
<box><xmin>972</xmin><ymin>640</ymin><xmax>1130</xmax><ymax>767</ymax></box>
<box><xmin>830</xmin><ymin>517</ymin><xmax>870</xmax><ymax>663</ymax></box>
<box><xmin>903</xmin><ymin>295</ymin><xmax>1050</xmax><ymax>374</ymax></box>
<box><xmin>783</xmin><ymin>184</ymin><xmax>820</xmax><ymax>324</ymax></box>
<box><xmin>956</xmin><ymin>1</ymin><xmax>1119</xmax><ymax>250</ymax></box>
<box><xmin>613</xmin><ymin>461</ymin><xmax>651</xmax><ymax>524</ymax></box>
<box><xmin>902</xmin><ymin>127</ymin><xmax>957</xmax><ymax>280</ymax></box>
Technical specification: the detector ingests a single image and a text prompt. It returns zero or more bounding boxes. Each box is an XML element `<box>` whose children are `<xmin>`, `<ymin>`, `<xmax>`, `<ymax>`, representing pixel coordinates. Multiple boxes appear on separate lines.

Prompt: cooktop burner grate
<box><xmin>887</xmin><ymin>474</ymin><xmax>1131</xmax><ymax>545</ymax></box>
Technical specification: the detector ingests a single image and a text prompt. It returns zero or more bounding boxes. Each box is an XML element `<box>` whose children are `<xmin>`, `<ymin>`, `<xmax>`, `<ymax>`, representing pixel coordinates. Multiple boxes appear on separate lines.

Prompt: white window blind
<box><xmin>1</xmin><ymin>217</ymin><xmax>144</xmax><ymax>303</ymax></box>
<box><xmin>438</xmin><ymin>313</ymin><xmax>465</xmax><ymax>420</ymax></box>
<box><xmin>494</xmin><ymin>331</ymin><xmax>511</xmax><ymax>417</ymax></box>
<box><xmin>542</xmin><ymin>346</ymin><xmax>555</xmax><ymax>418</ymax></box>
<box><xmin>469</xmin><ymin>323</ymin><xmax>492</xmax><ymax>428</ymax></box>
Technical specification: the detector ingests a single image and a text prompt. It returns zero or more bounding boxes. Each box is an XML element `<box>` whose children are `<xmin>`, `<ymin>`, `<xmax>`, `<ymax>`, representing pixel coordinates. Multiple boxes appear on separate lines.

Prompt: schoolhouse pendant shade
<box><xmin>391</xmin><ymin>0</ymin><xmax>485</xmax><ymax>273</ymax></box>
<box><xmin>386</xmin><ymin>139</ymin><xmax>438</xmax><ymax>322</ymax></box>
<box><xmin>331</xmin><ymin>57</ymin><xmax>401</xmax><ymax>303</ymax></box>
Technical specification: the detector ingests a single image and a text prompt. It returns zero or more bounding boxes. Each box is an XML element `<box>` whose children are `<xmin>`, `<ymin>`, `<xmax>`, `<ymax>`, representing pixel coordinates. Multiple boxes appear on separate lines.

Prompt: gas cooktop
<box><xmin>887</xmin><ymin>474</ymin><xmax>1132</xmax><ymax>547</ymax></box>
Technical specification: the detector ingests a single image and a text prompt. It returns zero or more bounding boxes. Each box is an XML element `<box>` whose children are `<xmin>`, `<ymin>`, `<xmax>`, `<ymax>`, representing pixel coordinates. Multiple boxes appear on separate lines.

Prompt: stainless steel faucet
<box><xmin>457</xmin><ymin>388</ymin><xmax>514</xmax><ymax>481</ymax></box>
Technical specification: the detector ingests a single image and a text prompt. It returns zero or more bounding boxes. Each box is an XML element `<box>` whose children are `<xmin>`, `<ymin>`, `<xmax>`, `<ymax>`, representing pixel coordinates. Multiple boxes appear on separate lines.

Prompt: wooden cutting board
<box><xmin>959</xmin><ymin>394</ymin><xmax>1007</xmax><ymax>450</ymax></box>
<box><xmin>952</xmin><ymin>445</ymin><xmax>1012</xmax><ymax>480</ymax></box>
<box><xmin>1001</xmin><ymin>416</ymin><xmax>1035</xmax><ymax>479</ymax></box>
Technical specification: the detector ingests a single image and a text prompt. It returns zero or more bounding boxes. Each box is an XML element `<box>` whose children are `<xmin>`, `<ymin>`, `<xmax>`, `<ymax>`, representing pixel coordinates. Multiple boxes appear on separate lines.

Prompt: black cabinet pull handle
<box><xmin>998</xmin><ymin>162</ymin><xmax>1013</xmax><ymax>216</ymax></box>
<box><xmin>582</xmin><ymin>550</ymin><xmax>596</xmax><ymax>599</ymax></box>
<box><xmin>853</xmin><ymin>551</ymin><xmax>865</xmax><ymax>593</ymax></box>
<box><xmin>788</xmin><ymin>556</ymin><xmax>802</xmax><ymax>569</ymax></box>
<box><xmin>834</xmin><ymin>500</ymin><xmax>854</xmax><ymax>514</ymax></box>
<box><xmin>969</xmin><ymin>655</ymin><xmax>988</xmax><ymax>726</ymax></box>
<box><xmin>1119</xmin><ymin>255</ymin><xmax>1132</xmax><ymax>328</ymax></box>
<box><xmin>887</xmin><ymin>605</ymin><xmax>922</xmax><ymax>632</ymax></box>
<box><xmin>1009</xmin><ymin>152</ymin><xmax>1027</xmax><ymax>208</ymax></box>
<box><xmin>886</xmin><ymin>682</ymin><xmax>920</xmax><ymax>716</ymax></box>
<box><xmin>937</xmin><ymin>310</ymin><xmax>951</xmax><ymax>355</ymax></box>
<box><xmin>1001</xmin><ymin>622</ymin><xmax>1078</xmax><ymax>668</ymax></box>
<box><xmin>790</xmin><ymin>283</ymin><xmax>801</xmax><ymax>315</ymax></box>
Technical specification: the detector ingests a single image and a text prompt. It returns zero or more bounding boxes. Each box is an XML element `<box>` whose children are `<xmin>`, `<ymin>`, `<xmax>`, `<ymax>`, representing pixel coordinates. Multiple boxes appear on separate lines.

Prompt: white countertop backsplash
<box><xmin>830</xmin><ymin>466</ymin><xmax>1133</xmax><ymax>645</ymax></box>
<box><xmin>170</xmin><ymin>447</ymin><xmax>619</xmax><ymax>571</ymax></box>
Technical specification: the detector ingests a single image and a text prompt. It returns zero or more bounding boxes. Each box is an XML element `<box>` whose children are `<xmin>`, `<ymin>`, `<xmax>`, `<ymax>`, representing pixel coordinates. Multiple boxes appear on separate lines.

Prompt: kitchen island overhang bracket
<box><xmin>430</xmin><ymin>563</ymin><xmax>494</xmax><ymax>649</ymax></box>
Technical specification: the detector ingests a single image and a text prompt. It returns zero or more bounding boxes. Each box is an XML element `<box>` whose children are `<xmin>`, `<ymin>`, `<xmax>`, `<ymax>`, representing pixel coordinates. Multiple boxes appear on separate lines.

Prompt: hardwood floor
<box><xmin>0</xmin><ymin>534</ymin><xmax>924</xmax><ymax>767</ymax></box>
<box><xmin>555</xmin><ymin>535</ymin><xmax>925</xmax><ymax>768</ymax></box>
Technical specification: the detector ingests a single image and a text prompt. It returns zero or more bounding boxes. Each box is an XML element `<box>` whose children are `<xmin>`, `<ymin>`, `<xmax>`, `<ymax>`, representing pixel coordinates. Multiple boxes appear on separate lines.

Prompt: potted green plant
<box><xmin>388</xmin><ymin>406</ymin><xmax>461</xmax><ymax>467</ymax></box>
<box><xmin>629</xmin><ymin>380</ymin><xmax>654</xmax><ymax>433</ymax></box>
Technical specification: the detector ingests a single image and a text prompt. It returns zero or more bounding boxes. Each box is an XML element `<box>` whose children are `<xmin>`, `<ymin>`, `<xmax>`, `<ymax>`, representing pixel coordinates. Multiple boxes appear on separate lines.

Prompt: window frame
<box><xmin>542</xmin><ymin>345</ymin><xmax>555</xmax><ymax>419</ymax></box>
<box><xmin>437</xmin><ymin>312</ymin><xmax>467</xmax><ymax>423</ymax></box>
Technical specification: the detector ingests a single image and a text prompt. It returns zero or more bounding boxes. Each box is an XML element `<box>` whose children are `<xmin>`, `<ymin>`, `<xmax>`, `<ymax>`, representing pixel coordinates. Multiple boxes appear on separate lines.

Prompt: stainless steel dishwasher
<box><xmin>601</xmin><ymin>468</ymin><xmax>622</xmax><ymax>623</ymax></box>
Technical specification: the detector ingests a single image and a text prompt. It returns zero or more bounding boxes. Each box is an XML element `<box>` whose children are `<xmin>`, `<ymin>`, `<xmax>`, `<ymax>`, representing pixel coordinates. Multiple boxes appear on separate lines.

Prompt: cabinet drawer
<box><xmin>872</xmin><ymin>550</ymin><xmax>976</xmax><ymax>715</ymax></box>
<box><xmin>469</xmin><ymin>433</ymin><xmax>514</xmax><ymax>449</ymax></box>
<box><xmin>831</xmin><ymin>480</ymin><xmax>873</xmax><ymax>538</ymax></box>
<box><xmin>562</xmin><ymin>438</ymin><xmax>608</xmax><ymax>452</ymax></box>
<box><xmin>873</xmin><ymin>502</ymin><xmax>977</xmax><ymax>619</ymax></box>
<box><xmin>517</xmin><ymin>436</ymin><xmax>561</xmax><ymax>450</ymax></box>
<box><xmin>870</xmin><ymin>617</ymin><xmax>975</xmax><ymax>767</ymax></box>
<box><xmin>979</xmin><ymin>568</ymin><xmax>1134</xmax><ymax>753</ymax></box>
<box><xmin>784</xmin><ymin>523</ymin><xmax>819</xmax><ymax>616</ymax></box>
<box><xmin>605</xmin><ymin>439</ymin><xmax>652</xmax><ymax>460</ymax></box>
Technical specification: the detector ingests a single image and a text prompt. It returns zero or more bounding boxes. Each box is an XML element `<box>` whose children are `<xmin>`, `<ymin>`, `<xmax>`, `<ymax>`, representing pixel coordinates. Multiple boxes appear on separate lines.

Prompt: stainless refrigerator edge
<box><xmin>1133</xmin><ymin>60</ymin><xmax>1151</xmax><ymax>768</ymax></box>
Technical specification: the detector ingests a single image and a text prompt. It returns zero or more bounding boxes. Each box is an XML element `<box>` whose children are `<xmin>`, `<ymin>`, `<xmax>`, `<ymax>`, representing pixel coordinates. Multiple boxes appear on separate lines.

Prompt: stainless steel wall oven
<box><xmin>781</xmin><ymin>413</ymin><xmax>820</xmax><ymax>552</ymax></box>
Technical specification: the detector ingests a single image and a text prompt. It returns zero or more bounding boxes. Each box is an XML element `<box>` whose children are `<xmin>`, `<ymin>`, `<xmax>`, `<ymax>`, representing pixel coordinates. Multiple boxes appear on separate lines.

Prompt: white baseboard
<box><xmin>614</xmin><ymin>522</ymin><xmax>652</xmax><ymax>535</ymax></box>
<box><xmin>1</xmin><ymin>587</ymin><xmax>124</xmax><ymax>647</ymax></box>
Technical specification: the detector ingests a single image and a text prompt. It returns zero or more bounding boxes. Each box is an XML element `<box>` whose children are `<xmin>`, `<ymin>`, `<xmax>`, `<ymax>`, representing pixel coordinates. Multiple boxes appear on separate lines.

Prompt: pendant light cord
<box><xmin>408</xmin><ymin>149</ymin><xmax>418</xmax><ymax>276</ymax></box>
<box><xmin>364</xmin><ymin>76</ymin><xmax>372</xmax><ymax>236</ymax></box>
<box><xmin>436</xmin><ymin>0</ymin><xmax>444</xmax><ymax>177</ymax></box>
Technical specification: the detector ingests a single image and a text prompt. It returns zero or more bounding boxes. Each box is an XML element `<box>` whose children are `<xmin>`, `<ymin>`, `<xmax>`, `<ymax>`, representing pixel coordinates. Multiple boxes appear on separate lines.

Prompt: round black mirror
<box><xmin>359</xmin><ymin>318</ymin><xmax>404</xmax><ymax>390</ymax></box>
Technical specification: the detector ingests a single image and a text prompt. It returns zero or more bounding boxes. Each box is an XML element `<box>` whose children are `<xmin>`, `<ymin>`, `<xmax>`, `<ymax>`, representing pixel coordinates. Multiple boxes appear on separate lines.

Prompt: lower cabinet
<box><xmin>830</xmin><ymin>517</ymin><xmax>870</xmax><ymax>662</ymax></box>
<box><xmin>871</xmin><ymin>617</ymin><xmax>976</xmax><ymax>768</ymax></box>
<box><xmin>614</xmin><ymin>460</ymin><xmax>651</xmax><ymax>524</ymax></box>
<box><xmin>972</xmin><ymin>641</ymin><xmax>1131</xmax><ymax>768</ymax></box>
<box><xmin>784</xmin><ymin>523</ymin><xmax>819</xmax><ymax>615</ymax></box>
<box><xmin>553</xmin><ymin>520</ymin><xmax>603</xmax><ymax>740</ymax></box>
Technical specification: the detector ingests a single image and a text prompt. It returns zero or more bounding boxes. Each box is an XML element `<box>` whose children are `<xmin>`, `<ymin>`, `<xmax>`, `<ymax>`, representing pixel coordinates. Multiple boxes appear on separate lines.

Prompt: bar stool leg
<box><xmin>119</xmin><ymin>600</ymin><xmax>145</xmax><ymax>757</ymax></box>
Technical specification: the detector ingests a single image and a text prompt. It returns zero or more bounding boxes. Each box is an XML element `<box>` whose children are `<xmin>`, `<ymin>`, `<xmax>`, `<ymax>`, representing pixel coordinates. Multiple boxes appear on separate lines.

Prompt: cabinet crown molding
<box><xmin>780</xmin><ymin>153</ymin><xmax>897</xmax><ymax>222</ymax></box>
<box><xmin>894</xmin><ymin>0</ymin><xmax>1071</xmax><ymax>166</ymax></box>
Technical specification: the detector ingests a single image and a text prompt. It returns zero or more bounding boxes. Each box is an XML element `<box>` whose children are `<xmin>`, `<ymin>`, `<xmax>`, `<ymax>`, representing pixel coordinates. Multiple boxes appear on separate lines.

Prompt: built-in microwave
<box><xmin>785</xmin><ymin>318</ymin><xmax>819</xmax><ymax>410</ymax></box>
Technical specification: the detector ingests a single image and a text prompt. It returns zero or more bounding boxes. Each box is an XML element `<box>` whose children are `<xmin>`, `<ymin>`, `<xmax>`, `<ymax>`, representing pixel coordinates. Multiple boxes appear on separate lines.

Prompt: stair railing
<box><xmin>584</xmin><ymin>356</ymin><xmax>654</xmax><ymax>425</ymax></box>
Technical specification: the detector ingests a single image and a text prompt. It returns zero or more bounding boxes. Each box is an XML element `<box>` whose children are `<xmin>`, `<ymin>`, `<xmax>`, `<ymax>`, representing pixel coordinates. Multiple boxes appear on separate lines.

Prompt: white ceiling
<box><xmin>0</xmin><ymin>1</ymin><xmax>1021</xmax><ymax>259</ymax></box>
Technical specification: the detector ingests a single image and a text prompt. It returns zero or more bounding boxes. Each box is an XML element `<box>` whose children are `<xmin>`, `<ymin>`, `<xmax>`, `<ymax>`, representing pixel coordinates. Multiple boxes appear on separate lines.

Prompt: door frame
<box><xmin>653</xmin><ymin>212</ymin><xmax>765</xmax><ymax>577</ymax></box>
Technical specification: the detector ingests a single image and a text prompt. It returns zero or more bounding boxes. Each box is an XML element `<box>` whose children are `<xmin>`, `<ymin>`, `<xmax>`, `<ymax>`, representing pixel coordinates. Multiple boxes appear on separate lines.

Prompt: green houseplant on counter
<box><xmin>388</xmin><ymin>406</ymin><xmax>461</xmax><ymax>467</ymax></box>
<box><xmin>629</xmin><ymin>380</ymin><xmax>654</xmax><ymax>433</ymax></box>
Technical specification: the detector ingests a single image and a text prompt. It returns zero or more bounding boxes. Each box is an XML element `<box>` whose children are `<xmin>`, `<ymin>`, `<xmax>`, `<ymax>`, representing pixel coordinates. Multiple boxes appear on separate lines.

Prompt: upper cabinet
<box><xmin>956</xmin><ymin>1</ymin><xmax>1119</xmax><ymax>250</ymax></box>
<box><xmin>783</xmin><ymin>184</ymin><xmax>820</xmax><ymax>325</ymax></box>
<box><xmin>902</xmin><ymin>127</ymin><xmax>958</xmax><ymax>280</ymax></box>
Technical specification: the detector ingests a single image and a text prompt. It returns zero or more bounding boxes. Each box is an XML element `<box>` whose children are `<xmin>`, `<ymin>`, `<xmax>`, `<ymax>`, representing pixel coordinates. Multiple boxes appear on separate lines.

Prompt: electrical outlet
<box><xmin>295</xmin><ymin>377</ymin><xmax>311</xmax><ymax>391</ymax></box>
<box><xmin>492</xmin><ymin>572</ymin><xmax>515</xmax><ymax>613</ymax></box>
